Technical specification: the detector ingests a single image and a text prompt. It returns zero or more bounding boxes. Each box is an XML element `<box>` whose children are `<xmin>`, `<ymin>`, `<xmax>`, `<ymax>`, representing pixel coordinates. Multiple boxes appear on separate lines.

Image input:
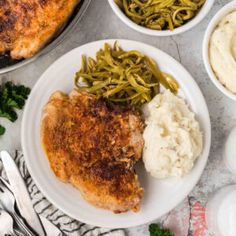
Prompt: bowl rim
<box><xmin>108</xmin><ymin>0</ymin><xmax>215</xmax><ymax>36</ymax></box>
<box><xmin>202</xmin><ymin>0</ymin><xmax>236</xmax><ymax>101</ymax></box>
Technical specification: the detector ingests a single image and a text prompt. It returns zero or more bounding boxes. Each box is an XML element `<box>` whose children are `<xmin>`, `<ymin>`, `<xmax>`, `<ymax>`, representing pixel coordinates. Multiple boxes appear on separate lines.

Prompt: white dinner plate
<box><xmin>22</xmin><ymin>39</ymin><xmax>211</xmax><ymax>228</ymax></box>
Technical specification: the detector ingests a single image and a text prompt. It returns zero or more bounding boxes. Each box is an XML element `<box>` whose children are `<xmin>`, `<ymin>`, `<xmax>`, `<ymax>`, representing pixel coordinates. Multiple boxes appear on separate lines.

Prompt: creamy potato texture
<box><xmin>142</xmin><ymin>90</ymin><xmax>202</xmax><ymax>179</ymax></box>
<box><xmin>209</xmin><ymin>11</ymin><xmax>236</xmax><ymax>93</ymax></box>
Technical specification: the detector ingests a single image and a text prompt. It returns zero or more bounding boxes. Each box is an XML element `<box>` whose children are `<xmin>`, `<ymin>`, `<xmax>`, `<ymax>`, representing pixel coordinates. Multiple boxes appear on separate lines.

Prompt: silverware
<box><xmin>0</xmin><ymin>208</ymin><xmax>15</xmax><ymax>235</ymax></box>
<box><xmin>0</xmin><ymin>177</ymin><xmax>64</xmax><ymax>236</ymax></box>
<box><xmin>0</xmin><ymin>151</ymin><xmax>45</xmax><ymax>236</ymax></box>
<box><xmin>0</xmin><ymin>208</ymin><xmax>25</xmax><ymax>236</ymax></box>
<box><xmin>40</xmin><ymin>216</ymin><xmax>65</xmax><ymax>236</ymax></box>
<box><xmin>0</xmin><ymin>179</ymin><xmax>35</xmax><ymax>236</ymax></box>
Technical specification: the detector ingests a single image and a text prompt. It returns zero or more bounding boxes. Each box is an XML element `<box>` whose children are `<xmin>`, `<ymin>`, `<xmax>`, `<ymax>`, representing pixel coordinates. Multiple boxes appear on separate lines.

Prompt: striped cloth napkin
<box><xmin>0</xmin><ymin>151</ymin><xmax>125</xmax><ymax>236</ymax></box>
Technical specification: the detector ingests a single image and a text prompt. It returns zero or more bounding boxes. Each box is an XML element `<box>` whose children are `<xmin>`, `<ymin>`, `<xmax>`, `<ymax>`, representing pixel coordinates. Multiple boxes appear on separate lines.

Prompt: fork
<box><xmin>0</xmin><ymin>179</ymin><xmax>36</xmax><ymax>236</ymax></box>
<box><xmin>0</xmin><ymin>208</ymin><xmax>25</xmax><ymax>236</ymax></box>
<box><xmin>0</xmin><ymin>177</ymin><xmax>65</xmax><ymax>236</ymax></box>
<box><xmin>0</xmin><ymin>208</ymin><xmax>15</xmax><ymax>235</ymax></box>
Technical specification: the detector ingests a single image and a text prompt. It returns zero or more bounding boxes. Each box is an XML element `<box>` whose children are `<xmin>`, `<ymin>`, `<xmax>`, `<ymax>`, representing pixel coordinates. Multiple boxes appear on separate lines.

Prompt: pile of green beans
<box><xmin>74</xmin><ymin>42</ymin><xmax>178</xmax><ymax>107</ymax></box>
<box><xmin>115</xmin><ymin>0</ymin><xmax>205</xmax><ymax>30</ymax></box>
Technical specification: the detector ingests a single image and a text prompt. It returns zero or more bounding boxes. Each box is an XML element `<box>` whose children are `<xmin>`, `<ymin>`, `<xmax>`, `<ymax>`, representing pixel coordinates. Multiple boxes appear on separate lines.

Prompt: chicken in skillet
<box><xmin>0</xmin><ymin>0</ymin><xmax>79</xmax><ymax>59</ymax></box>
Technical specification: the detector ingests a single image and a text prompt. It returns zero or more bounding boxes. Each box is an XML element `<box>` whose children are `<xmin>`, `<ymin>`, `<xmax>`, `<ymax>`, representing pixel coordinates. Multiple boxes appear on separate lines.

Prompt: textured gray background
<box><xmin>0</xmin><ymin>0</ymin><xmax>236</xmax><ymax>235</ymax></box>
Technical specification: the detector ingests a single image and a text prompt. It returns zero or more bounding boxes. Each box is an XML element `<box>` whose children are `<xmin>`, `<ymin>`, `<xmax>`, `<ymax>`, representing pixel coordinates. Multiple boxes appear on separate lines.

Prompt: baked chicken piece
<box><xmin>0</xmin><ymin>0</ymin><xmax>79</xmax><ymax>59</ymax></box>
<box><xmin>41</xmin><ymin>90</ymin><xmax>144</xmax><ymax>213</ymax></box>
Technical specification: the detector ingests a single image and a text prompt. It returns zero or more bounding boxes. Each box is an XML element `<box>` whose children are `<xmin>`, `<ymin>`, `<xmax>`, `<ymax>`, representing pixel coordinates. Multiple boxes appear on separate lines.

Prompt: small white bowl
<box><xmin>206</xmin><ymin>185</ymin><xmax>236</xmax><ymax>236</ymax></box>
<box><xmin>203</xmin><ymin>0</ymin><xmax>236</xmax><ymax>101</ymax></box>
<box><xmin>108</xmin><ymin>0</ymin><xmax>214</xmax><ymax>36</ymax></box>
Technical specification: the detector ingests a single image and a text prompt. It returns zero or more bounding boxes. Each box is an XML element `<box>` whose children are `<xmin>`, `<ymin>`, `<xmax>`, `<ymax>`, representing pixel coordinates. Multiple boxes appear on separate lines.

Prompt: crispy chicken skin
<box><xmin>41</xmin><ymin>90</ymin><xmax>144</xmax><ymax>213</ymax></box>
<box><xmin>0</xmin><ymin>0</ymin><xmax>79</xmax><ymax>59</ymax></box>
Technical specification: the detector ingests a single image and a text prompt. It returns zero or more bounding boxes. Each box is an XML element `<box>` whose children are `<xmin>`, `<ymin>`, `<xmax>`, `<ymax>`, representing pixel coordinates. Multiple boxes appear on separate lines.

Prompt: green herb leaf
<box><xmin>0</xmin><ymin>107</ymin><xmax>18</xmax><ymax>122</ymax></box>
<box><xmin>0</xmin><ymin>82</ymin><xmax>30</xmax><ymax>136</ymax></box>
<box><xmin>0</xmin><ymin>125</ymin><xmax>5</xmax><ymax>136</ymax></box>
<box><xmin>149</xmin><ymin>224</ymin><xmax>174</xmax><ymax>236</ymax></box>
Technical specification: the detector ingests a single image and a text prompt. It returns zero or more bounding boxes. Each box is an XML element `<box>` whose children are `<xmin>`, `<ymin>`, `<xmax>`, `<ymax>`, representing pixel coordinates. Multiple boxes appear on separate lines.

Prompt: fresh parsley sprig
<box><xmin>0</xmin><ymin>125</ymin><xmax>5</xmax><ymax>135</ymax></box>
<box><xmin>149</xmin><ymin>224</ymin><xmax>174</xmax><ymax>236</ymax></box>
<box><xmin>0</xmin><ymin>82</ymin><xmax>30</xmax><ymax>136</ymax></box>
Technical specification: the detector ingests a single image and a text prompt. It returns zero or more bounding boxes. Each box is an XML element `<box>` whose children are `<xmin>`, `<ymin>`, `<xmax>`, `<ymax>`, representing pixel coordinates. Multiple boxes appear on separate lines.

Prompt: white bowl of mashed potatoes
<box><xmin>203</xmin><ymin>0</ymin><xmax>236</xmax><ymax>101</ymax></box>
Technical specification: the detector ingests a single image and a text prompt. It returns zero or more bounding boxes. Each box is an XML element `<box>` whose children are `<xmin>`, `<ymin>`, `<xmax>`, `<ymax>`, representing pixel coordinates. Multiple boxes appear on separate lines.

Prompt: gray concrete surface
<box><xmin>1</xmin><ymin>0</ymin><xmax>236</xmax><ymax>235</ymax></box>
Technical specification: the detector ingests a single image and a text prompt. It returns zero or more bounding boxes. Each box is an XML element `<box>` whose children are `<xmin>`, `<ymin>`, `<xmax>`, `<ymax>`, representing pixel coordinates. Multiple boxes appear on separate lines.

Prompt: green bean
<box><xmin>103</xmin><ymin>82</ymin><xmax>129</xmax><ymax>97</ymax></box>
<box><xmin>116</xmin><ymin>0</ymin><xmax>205</xmax><ymax>30</ymax></box>
<box><xmin>74</xmin><ymin>42</ymin><xmax>179</xmax><ymax>108</ymax></box>
<box><xmin>144</xmin><ymin>56</ymin><xmax>176</xmax><ymax>92</ymax></box>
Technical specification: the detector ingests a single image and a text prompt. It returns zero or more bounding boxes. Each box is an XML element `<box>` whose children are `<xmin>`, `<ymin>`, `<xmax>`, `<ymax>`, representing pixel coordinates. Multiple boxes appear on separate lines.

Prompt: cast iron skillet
<box><xmin>0</xmin><ymin>0</ymin><xmax>91</xmax><ymax>74</ymax></box>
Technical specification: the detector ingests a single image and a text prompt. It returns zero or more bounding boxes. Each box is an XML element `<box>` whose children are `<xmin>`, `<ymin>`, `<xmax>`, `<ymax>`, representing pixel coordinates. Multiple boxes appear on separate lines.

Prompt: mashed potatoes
<box><xmin>209</xmin><ymin>11</ymin><xmax>236</xmax><ymax>93</ymax></box>
<box><xmin>142</xmin><ymin>90</ymin><xmax>202</xmax><ymax>178</ymax></box>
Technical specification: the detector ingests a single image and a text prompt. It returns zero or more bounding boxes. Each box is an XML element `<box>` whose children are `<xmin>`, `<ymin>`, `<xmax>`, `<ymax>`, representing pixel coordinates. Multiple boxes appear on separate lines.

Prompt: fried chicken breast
<box><xmin>0</xmin><ymin>0</ymin><xmax>79</xmax><ymax>59</ymax></box>
<box><xmin>41</xmin><ymin>90</ymin><xmax>144</xmax><ymax>213</ymax></box>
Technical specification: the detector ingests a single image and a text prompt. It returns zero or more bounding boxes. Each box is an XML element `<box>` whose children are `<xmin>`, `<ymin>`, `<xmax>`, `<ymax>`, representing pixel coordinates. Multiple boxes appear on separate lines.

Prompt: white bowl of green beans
<box><xmin>108</xmin><ymin>0</ymin><xmax>215</xmax><ymax>36</ymax></box>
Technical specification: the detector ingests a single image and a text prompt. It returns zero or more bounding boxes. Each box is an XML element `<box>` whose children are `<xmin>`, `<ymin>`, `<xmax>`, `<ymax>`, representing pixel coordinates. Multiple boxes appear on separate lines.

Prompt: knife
<box><xmin>40</xmin><ymin>216</ymin><xmax>64</xmax><ymax>236</ymax></box>
<box><xmin>0</xmin><ymin>151</ymin><xmax>46</xmax><ymax>236</ymax></box>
